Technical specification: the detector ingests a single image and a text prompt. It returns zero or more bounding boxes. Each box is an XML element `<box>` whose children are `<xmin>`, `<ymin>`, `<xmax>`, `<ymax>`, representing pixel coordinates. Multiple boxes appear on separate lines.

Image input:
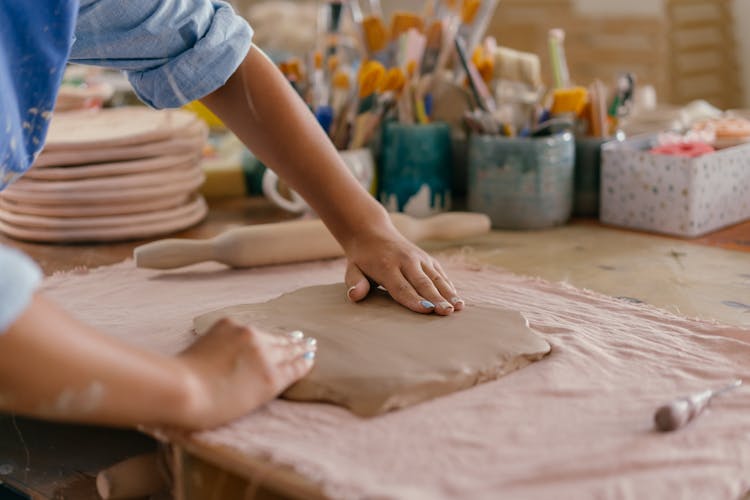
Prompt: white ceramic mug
<box><xmin>262</xmin><ymin>148</ymin><xmax>375</xmax><ymax>214</ymax></box>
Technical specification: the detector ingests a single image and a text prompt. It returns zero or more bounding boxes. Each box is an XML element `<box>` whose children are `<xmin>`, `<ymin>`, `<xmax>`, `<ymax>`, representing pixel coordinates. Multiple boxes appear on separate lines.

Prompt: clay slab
<box><xmin>194</xmin><ymin>284</ymin><xmax>551</xmax><ymax>417</ymax></box>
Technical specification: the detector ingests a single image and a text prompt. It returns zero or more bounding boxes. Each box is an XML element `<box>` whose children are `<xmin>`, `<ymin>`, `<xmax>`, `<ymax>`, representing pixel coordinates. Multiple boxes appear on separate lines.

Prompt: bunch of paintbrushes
<box><xmin>278</xmin><ymin>0</ymin><xmax>503</xmax><ymax>148</ymax></box>
<box><xmin>461</xmin><ymin>27</ymin><xmax>638</xmax><ymax>139</ymax></box>
<box><xmin>544</xmin><ymin>28</ymin><xmax>636</xmax><ymax>138</ymax></box>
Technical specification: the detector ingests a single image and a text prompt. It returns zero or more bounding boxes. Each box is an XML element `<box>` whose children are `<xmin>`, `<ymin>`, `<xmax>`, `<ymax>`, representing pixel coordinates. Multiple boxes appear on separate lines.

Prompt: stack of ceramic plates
<box><xmin>0</xmin><ymin>106</ymin><xmax>209</xmax><ymax>242</ymax></box>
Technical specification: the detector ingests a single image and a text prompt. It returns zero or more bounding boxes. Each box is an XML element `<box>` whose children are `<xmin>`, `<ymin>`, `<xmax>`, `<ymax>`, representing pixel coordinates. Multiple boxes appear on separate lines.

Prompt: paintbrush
<box><xmin>458</xmin><ymin>0</ymin><xmax>481</xmax><ymax>41</ymax></box>
<box><xmin>311</xmin><ymin>51</ymin><xmax>334</xmax><ymax>133</ymax></box>
<box><xmin>350</xmin><ymin>67</ymin><xmax>404</xmax><ymax>148</ymax></box>
<box><xmin>390</xmin><ymin>11</ymin><xmax>424</xmax><ymax>40</ymax></box>
<box><xmin>464</xmin><ymin>0</ymin><xmax>500</xmax><ymax>54</ymax></box>
<box><xmin>654</xmin><ymin>380</ymin><xmax>742</xmax><ymax>432</ymax></box>
<box><xmin>471</xmin><ymin>45</ymin><xmax>493</xmax><ymax>85</ymax></box>
<box><xmin>420</xmin><ymin>15</ymin><xmax>461</xmax><ymax>96</ymax></box>
<box><xmin>357</xmin><ymin>0</ymin><xmax>390</xmax><ymax>63</ymax></box>
<box><xmin>421</xmin><ymin>20</ymin><xmax>443</xmax><ymax>74</ymax></box>
<box><xmin>548</xmin><ymin>28</ymin><xmax>571</xmax><ymax>89</ymax></box>
<box><xmin>588</xmin><ymin>79</ymin><xmax>608</xmax><ymax>138</ymax></box>
<box><xmin>454</xmin><ymin>35</ymin><xmax>496</xmax><ymax>113</ymax></box>
<box><xmin>348</xmin><ymin>61</ymin><xmax>387</xmax><ymax>148</ymax></box>
<box><xmin>318</xmin><ymin>0</ymin><xmax>345</xmax><ymax>60</ymax></box>
<box><xmin>330</xmin><ymin>68</ymin><xmax>352</xmax><ymax>143</ymax></box>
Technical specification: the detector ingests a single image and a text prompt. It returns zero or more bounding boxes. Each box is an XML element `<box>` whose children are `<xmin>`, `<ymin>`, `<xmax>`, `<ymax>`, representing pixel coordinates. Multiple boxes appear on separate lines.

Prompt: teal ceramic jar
<box><xmin>379</xmin><ymin>122</ymin><xmax>452</xmax><ymax>217</ymax></box>
<box><xmin>467</xmin><ymin>133</ymin><xmax>575</xmax><ymax>229</ymax></box>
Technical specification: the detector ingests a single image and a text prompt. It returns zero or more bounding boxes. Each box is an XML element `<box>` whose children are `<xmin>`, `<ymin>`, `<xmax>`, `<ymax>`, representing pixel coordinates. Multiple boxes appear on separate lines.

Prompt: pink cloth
<box><xmin>41</xmin><ymin>259</ymin><xmax>750</xmax><ymax>499</ymax></box>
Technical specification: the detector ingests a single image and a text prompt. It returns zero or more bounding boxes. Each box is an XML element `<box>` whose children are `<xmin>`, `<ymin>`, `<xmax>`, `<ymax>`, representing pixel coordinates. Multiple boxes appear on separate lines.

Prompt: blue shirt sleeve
<box><xmin>0</xmin><ymin>245</ymin><xmax>42</xmax><ymax>333</ymax></box>
<box><xmin>69</xmin><ymin>0</ymin><xmax>254</xmax><ymax>109</ymax></box>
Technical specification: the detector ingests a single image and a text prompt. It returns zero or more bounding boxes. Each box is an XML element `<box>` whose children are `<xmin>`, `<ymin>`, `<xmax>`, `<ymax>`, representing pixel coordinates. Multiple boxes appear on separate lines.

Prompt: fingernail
<box><xmin>287</xmin><ymin>330</ymin><xmax>304</xmax><ymax>341</ymax></box>
<box><xmin>346</xmin><ymin>286</ymin><xmax>357</xmax><ymax>301</ymax></box>
<box><xmin>438</xmin><ymin>301</ymin><xmax>453</xmax><ymax>311</ymax></box>
<box><xmin>305</xmin><ymin>337</ymin><xmax>317</xmax><ymax>349</ymax></box>
<box><xmin>450</xmin><ymin>297</ymin><xmax>465</xmax><ymax>306</ymax></box>
<box><xmin>420</xmin><ymin>300</ymin><xmax>435</xmax><ymax>310</ymax></box>
<box><xmin>303</xmin><ymin>351</ymin><xmax>316</xmax><ymax>361</ymax></box>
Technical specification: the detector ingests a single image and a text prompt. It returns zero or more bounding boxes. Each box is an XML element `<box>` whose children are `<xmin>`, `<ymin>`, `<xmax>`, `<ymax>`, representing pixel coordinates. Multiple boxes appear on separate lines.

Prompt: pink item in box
<box><xmin>649</xmin><ymin>141</ymin><xmax>714</xmax><ymax>158</ymax></box>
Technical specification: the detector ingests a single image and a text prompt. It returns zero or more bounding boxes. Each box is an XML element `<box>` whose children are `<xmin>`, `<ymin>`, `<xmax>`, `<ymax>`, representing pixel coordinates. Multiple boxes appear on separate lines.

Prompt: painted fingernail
<box><xmin>287</xmin><ymin>330</ymin><xmax>304</xmax><ymax>341</ymax></box>
<box><xmin>346</xmin><ymin>286</ymin><xmax>357</xmax><ymax>301</ymax></box>
<box><xmin>438</xmin><ymin>301</ymin><xmax>453</xmax><ymax>311</ymax></box>
<box><xmin>451</xmin><ymin>297</ymin><xmax>465</xmax><ymax>306</ymax></box>
<box><xmin>420</xmin><ymin>300</ymin><xmax>435</xmax><ymax>310</ymax></box>
<box><xmin>303</xmin><ymin>351</ymin><xmax>316</xmax><ymax>361</ymax></box>
<box><xmin>305</xmin><ymin>337</ymin><xmax>317</xmax><ymax>349</ymax></box>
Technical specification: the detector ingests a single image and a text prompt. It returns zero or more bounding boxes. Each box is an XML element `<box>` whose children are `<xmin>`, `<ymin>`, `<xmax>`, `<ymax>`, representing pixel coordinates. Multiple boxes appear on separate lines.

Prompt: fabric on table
<box><xmin>40</xmin><ymin>258</ymin><xmax>750</xmax><ymax>499</ymax></box>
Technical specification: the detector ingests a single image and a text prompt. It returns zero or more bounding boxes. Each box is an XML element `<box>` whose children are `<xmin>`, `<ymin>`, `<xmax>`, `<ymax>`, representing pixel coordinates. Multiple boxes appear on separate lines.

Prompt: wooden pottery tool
<box><xmin>134</xmin><ymin>212</ymin><xmax>491</xmax><ymax>270</ymax></box>
<box><xmin>654</xmin><ymin>379</ymin><xmax>743</xmax><ymax>432</ymax></box>
<box><xmin>96</xmin><ymin>453</ymin><xmax>166</xmax><ymax>500</ymax></box>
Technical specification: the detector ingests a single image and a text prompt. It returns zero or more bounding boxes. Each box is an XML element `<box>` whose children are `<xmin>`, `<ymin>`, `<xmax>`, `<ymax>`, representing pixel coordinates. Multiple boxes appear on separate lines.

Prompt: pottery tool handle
<box><xmin>134</xmin><ymin>212</ymin><xmax>491</xmax><ymax>270</ymax></box>
<box><xmin>390</xmin><ymin>212</ymin><xmax>491</xmax><ymax>241</ymax></box>
<box><xmin>654</xmin><ymin>379</ymin><xmax>742</xmax><ymax>432</ymax></box>
<box><xmin>96</xmin><ymin>453</ymin><xmax>166</xmax><ymax>499</ymax></box>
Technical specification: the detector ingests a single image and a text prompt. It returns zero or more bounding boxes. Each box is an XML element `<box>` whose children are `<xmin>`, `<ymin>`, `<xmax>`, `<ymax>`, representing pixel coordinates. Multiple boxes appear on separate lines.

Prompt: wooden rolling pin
<box><xmin>134</xmin><ymin>212</ymin><xmax>491</xmax><ymax>270</ymax></box>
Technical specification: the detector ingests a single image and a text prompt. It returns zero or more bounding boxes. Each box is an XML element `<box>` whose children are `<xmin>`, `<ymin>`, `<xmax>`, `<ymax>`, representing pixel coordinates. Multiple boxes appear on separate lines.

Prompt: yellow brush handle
<box><xmin>134</xmin><ymin>212</ymin><xmax>491</xmax><ymax>270</ymax></box>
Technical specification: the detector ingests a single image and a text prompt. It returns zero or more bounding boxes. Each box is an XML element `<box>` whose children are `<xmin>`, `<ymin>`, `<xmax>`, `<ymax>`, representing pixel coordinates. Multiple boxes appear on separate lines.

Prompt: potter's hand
<box><xmin>343</xmin><ymin>226</ymin><xmax>464</xmax><ymax>315</ymax></box>
<box><xmin>176</xmin><ymin>319</ymin><xmax>315</xmax><ymax>429</ymax></box>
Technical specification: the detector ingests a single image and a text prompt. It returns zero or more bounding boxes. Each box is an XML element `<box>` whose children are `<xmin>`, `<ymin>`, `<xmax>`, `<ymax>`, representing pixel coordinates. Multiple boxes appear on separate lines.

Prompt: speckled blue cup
<box><xmin>467</xmin><ymin>133</ymin><xmax>575</xmax><ymax>229</ymax></box>
<box><xmin>379</xmin><ymin>122</ymin><xmax>452</xmax><ymax>217</ymax></box>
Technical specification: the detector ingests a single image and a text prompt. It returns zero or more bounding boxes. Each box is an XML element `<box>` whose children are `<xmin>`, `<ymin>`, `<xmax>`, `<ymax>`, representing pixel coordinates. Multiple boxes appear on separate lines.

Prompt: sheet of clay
<box><xmin>37</xmin><ymin>259</ymin><xmax>750</xmax><ymax>499</ymax></box>
<box><xmin>194</xmin><ymin>284</ymin><xmax>550</xmax><ymax>416</ymax></box>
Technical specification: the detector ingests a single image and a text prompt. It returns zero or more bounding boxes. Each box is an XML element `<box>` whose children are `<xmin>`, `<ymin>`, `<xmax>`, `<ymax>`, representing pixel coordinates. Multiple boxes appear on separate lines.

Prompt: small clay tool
<box><xmin>654</xmin><ymin>379</ymin><xmax>742</xmax><ymax>432</ymax></box>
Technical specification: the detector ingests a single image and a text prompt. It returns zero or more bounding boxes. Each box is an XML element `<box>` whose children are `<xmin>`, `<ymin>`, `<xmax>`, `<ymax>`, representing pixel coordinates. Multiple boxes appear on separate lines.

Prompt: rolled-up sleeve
<box><xmin>69</xmin><ymin>0</ymin><xmax>253</xmax><ymax>109</ymax></box>
<box><xmin>0</xmin><ymin>246</ymin><xmax>41</xmax><ymax>333</ymax></box>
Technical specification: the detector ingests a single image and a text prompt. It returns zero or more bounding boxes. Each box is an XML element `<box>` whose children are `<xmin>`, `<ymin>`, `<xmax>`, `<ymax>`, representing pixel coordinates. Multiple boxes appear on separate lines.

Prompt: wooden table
<box><xmin>1</xmin><ymin>197</ymin><xmax>749</xmax><ymax>499</ymax></box>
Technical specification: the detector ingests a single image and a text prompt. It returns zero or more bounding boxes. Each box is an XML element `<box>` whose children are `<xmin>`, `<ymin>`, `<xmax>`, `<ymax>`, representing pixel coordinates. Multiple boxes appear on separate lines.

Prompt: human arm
<box><xmin>68</xmin><ymin>0</ymin><xmax>464</xmax><ymax>314</ymax></box>
<box><xmin>0</xmin><ymin>295</ymin><xmax>314</xmax><ymax>430</ymax></box>
<box><xmin>199</xmin><ymin>46</ymin><xmax>464</xmax><ymax>314</ymax></box>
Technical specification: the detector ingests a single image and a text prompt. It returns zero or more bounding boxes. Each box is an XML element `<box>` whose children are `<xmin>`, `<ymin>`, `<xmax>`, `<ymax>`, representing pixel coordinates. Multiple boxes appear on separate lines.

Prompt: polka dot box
<box><xmin>600</xmin><ymin>135</ymin><xmax>750</xmax><ymax>238</ymax></box>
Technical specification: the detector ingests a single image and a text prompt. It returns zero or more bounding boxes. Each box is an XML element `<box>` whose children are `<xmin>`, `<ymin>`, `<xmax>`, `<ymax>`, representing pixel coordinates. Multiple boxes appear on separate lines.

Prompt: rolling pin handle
<box><xmin>134</xmin><ymin>239</ymin><xmax>214</xmax><ymax>270</ymax></box>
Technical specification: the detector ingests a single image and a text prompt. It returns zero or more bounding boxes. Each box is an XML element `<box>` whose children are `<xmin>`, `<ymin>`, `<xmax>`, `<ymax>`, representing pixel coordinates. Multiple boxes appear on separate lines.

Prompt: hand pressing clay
<box><xmin>194</xmin><ymin>284</ymin><xmax>551</xmax><ymax>417</ymax></box>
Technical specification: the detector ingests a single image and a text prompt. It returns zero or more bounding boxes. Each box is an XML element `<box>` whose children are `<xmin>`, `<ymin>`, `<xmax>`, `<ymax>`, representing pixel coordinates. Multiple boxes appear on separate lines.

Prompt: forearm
<box><xmin>200</xmin><ymin>46</ymin><xmax>392</xmax><ymax>247</ymax></box>
<box><xmin>0</xmin><ymin>295</ymin><xmax>193</xmax><ymax>428</ymax></box>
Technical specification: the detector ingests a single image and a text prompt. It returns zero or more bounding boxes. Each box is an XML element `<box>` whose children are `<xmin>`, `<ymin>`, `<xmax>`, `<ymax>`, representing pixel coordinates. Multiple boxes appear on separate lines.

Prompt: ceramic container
<box><xmin>573</xmin><ymin>136</ymin><xmax>609</xmax><ymax>217</ymax></box>
<box><xmin>379</xmin><ymin>122</ymin><xmax>452</xmax><ymax>217</ymax></box>
<box><xmin>467</xmin><ymin>133</ymin><xmax>575</xmax><ymax>229</ymax></box>
<box><xmin>262</xmin><ymin>148</ymin><xmax>375</xmax><ymax>214</ymax></box>
<box><xmin>600</xmin><ymin>135</ymin><xmax>750</xmax><ymax>237</ymax></box>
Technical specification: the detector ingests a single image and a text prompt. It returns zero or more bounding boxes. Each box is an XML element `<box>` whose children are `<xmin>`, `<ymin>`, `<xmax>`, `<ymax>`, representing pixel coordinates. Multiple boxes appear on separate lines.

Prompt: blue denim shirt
<box><xmin>0</xmin><ymin>0</ymin><xmax>253</xmax><ymax>332</ymax></box>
